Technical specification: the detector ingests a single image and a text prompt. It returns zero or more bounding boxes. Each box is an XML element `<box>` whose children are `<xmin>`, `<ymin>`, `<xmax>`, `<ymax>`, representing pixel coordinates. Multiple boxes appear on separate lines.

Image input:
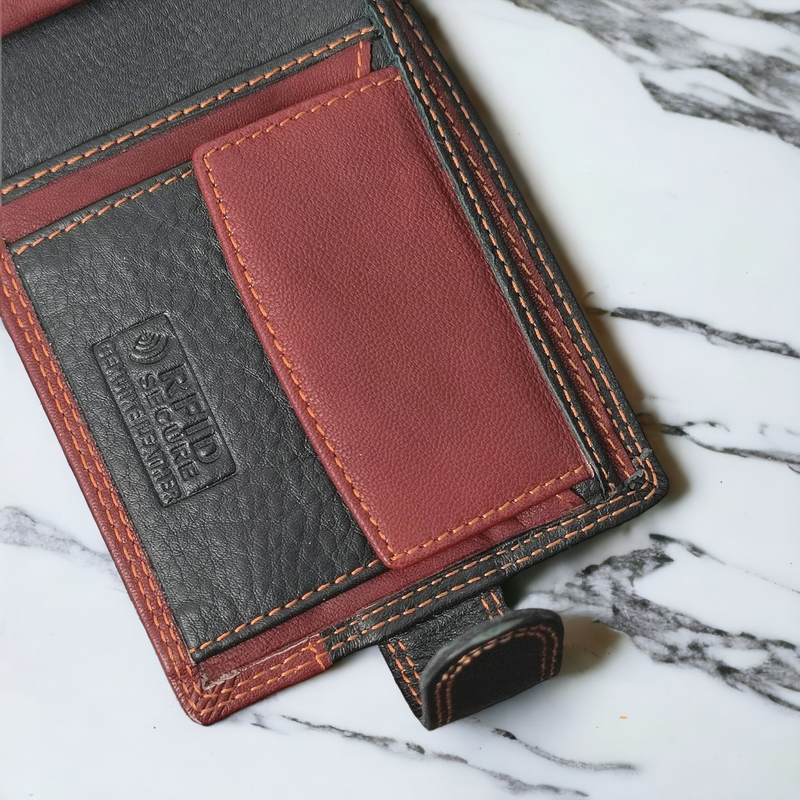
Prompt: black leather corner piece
<box><xmin>2</xmin><ymin>0</ymin><xmax>366</xmax><ymax>178</ymax></box>
<box><xmin>10</xmin><ymin>165</ymin><xmax>383</xmax><ymax>659</ymax></box>
<box><xmin>419</xmin><ymin>609</ymin><xmax>563</xmax><ymax>729</ymax></box>
<box><xmin>381</xmin><ymin>592</ymin><xmax>563</xmax><ymax>729</ymax></box>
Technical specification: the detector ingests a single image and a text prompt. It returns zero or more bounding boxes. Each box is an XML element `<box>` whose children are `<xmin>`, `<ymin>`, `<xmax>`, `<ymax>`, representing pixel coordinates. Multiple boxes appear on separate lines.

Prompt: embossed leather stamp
<box><xmin>93</xmin><ymin>314</ymin><xmax>235</xmax><ymax>505</ymax></box>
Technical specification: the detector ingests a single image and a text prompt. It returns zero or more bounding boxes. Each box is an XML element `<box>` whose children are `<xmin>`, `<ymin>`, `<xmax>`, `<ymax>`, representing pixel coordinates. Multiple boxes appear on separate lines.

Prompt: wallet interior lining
<box><xmin>2</xmin><ymin>32</ymin><xmax>373</xmax><ymax>242</ymax></box>
<box><xmin>3</xmin><ymin>5</ymin><xmax>650</xmax><ymax>670</ymax></box>
<box><xmin>194</xmin><ymin>66</ymin><xmax>593</xmax><ymax>569</ymax></box>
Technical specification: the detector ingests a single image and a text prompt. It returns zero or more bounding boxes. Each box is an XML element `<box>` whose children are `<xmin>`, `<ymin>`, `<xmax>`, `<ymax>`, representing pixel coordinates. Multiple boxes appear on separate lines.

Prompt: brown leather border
<box><xmin>0</xmin><ymin>240</ymin><xmax>331</xmax><ymax>724</ymax></box>
<box><xmin>0</xmin><ymin>1</ymin><xmax>666</xmax><ymax>724</ymax></box>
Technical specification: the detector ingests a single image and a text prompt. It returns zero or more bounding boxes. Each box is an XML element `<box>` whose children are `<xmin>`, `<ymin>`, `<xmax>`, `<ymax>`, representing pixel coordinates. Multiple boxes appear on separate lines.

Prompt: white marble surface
<box><xmin>2</xmin><ymin>1</ymin><xmax>799</xmax><ymax>797</ymax></box>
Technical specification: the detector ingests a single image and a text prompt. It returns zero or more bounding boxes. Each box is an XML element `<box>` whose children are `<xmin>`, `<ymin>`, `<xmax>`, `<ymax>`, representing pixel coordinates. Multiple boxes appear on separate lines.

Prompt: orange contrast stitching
<box><xmin>11</xmin><ymin>169</ymin><xmax>196</xmax><ymax>255</ymax></box>
<box><xmin>394</xmin><ymin>7</ymin><xmax>625</xmax><ymax>478</ymax></box>
<box><xmin>2</xmin><ymin>11</ymin><xmax>659</xmax><ymax>704</ymax></box>
<box><xmin>436</xmin><ymin>625</ymin><xmax>556</xmax><ymax>726</ymax></box>
<box><xmin>6</xmin><ymin>164</ymin><xmax>385</xmax><ymax>657</ymax></box>
<box><xmin>0</xmin><ymin>246</ymin><xmax>336</xmax><ymax>713</ymax></box>
<box><xmin>489</xmin><ymin>590</ymin><xmax>505</xmax><ymax>616</ymax></box>
<box><xmin>394</xmin><ymin>2</ymin><xmax>642</xmax><ymax>461</ymax></box>
<box><xmin>357</xmin><ymin>40</ymin><xmax>364</xmax><ymax>79</ymax></box>
<box><xmin>201</xmin><ymin>75</ymin><xmax>586</xmax><ymax>563</ymax></box>
<box><xmin>324</xmin><ymin>458</ymin><xmax>658</xmax><ymax>652</ymax></box>
<box><xmin>386</xmin><ymin>641</ymin><xmax>421</xmax><ymax>705</ymax></box>
<box><xmin>189</xmin><ymin>558</ymin><xmax>381</xmax><ymax>653</ymax></box>
<box><xmin>1</xmin><ymin>27</ymin><xmax>374</xmax><ymax>198</ymax></box>
<box><xmin>371</xmin><ymin>1</ymin><xmax>611</xmax><ymax>489</ymax></box>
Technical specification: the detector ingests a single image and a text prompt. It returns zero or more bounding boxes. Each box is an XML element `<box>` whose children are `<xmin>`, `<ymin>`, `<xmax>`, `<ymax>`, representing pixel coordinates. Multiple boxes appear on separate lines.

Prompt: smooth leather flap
<box><xmin>194</xmin><ymin>68</ymin><xmax>591</xmax><ymax>569</ymax></box>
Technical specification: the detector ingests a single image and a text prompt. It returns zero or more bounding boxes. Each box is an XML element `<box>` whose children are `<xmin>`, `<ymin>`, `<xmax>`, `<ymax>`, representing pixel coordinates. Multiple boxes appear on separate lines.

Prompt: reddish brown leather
<box><xmin>200</xmin><ymin>489</ymin><xmax>584</xmax><ymax>681</ymax></box>
<box><xmin>2</xmin><ymin>0</ymin><xmax>82</xmax><ymax>35</ymax></box>
<box><xmin>195</xmin><ymin>68</ymin><xmax>591</xmax><ymax>570</ymax></box>
<box><xmin>0</xmin><ymin>235</ymin><xmax>334</xmax><ymax>724</ymax></box>
<box><xmin>2</xmin><ymin>42</ymin><xmax>369</xmax><ymax>242</ymax></box>
<box><xmin>393</xmin><ymin>7</ymin><xmax>635</xmax><ymax>483</ymax></box>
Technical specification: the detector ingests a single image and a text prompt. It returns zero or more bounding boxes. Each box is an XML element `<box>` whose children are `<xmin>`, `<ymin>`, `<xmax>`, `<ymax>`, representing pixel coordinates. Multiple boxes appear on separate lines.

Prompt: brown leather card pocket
<box><xmin>194</xmin><ymin>68</ymin><xmax>593</xmax><ymax>569</ymax></box>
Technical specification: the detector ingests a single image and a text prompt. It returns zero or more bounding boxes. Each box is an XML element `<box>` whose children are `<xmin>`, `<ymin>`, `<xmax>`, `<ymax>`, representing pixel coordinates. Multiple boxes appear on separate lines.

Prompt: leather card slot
<box><xmin>2</xmin><ymin>33</ymin><xmax>373</xmax><ymax>242</ymax></box>
<box><xmin>194</xmin><ymin>68</ymin><xmax>592</xmax><ymax>570</ymax></box>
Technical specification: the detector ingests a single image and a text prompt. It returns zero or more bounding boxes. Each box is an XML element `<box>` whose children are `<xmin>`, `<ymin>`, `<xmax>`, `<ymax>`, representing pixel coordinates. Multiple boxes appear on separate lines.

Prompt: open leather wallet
<box><xmin>1</xmin><ymin>0</ymin><xmax>668</xmax><ymax>727</ymax></box>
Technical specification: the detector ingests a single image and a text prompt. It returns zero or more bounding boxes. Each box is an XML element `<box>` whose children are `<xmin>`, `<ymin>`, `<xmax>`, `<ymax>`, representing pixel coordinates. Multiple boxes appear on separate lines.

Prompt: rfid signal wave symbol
<box><xmin>130</xmin><ymin>330</ymin><xmax>170</xmax><ymax>364</ymax></box>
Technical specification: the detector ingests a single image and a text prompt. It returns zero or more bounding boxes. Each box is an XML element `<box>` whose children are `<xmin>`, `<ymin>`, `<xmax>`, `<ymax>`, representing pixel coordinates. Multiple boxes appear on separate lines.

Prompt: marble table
<box><xmin>2</xmin><ymin>1</ymin><xmax>798</xmax><ymax>797</ymax></box>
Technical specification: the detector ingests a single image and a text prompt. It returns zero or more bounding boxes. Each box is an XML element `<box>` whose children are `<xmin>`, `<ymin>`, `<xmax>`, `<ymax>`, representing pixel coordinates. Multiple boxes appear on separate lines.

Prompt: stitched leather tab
<box><xmin>380</xmin><ymin>590</ymin><xmax>563</xmax><ymax>729</ymax></box>
<box><xmin>194</xmin><ymin>68</ymin><xmax>591</xmax><ymax>569</ymax></box>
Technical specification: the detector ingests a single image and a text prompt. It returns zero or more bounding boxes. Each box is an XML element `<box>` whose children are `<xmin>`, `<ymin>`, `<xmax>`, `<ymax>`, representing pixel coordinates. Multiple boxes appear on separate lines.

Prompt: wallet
<box><xmin>1</xmin><ymin>0</ymin><xmax>667</xmax><ymax>727</ymax></box>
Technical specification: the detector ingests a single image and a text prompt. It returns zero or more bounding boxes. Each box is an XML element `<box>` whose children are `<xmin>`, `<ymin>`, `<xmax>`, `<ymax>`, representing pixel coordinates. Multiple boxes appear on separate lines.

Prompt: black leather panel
<box><xmin>2</xmin><ymin>0</ymin><xmax>365</xmax><ymax>177</ymax></box>
<box><xmin>11</xmin><ymin>165</ymin><xmax>382</xmax><ymax>658</ymax></box>
<box><xmin>417</xmin><ymin>609</ymin><xmax>563</xmax><ymax>729</ymax></box>
<box><xmin>2</xmin><ymin>21</ymin><xmax>375</xmax><ymax>202</ymax></box>
<box><xmin>381</xmin><ymin>590</ymin><xmax>505</xmax><ymax>716</ymax></box>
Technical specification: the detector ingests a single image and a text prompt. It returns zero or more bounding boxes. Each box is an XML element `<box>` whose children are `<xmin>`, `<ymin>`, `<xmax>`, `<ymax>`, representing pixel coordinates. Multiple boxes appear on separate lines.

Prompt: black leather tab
<box><xmin>380</xmin><ymin>591</ymin><xmax>563</xmax><ymax>729</ymax></box>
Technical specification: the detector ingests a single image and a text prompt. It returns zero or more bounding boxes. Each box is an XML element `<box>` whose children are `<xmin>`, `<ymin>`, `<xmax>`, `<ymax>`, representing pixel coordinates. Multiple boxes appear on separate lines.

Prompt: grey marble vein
<box><xmin>589</xmin><ymin>306</ymin><xmax>800</xmax><ymax>359</ymax></box>
<box><xmin>489</xmin><ymin>727</ymin><xmax>636</xmax><ymax>772</ymax></box>
<box><xmin>651</xmin><ymin>417</ymin><xmax>800</xmax><ymax>468</ymax></box>
<box><xmin>521</xmin><ymin>534</ymin><xmax>800</xmax><ymax>711</ymax></box>
<box><xmin>507</xmin><ymin>0</ymin><xmax>800</xmax><ymax>147</ymax></box>
<box><xmin>0</xmin><ymin>506</ymin><xmax>117</xmax><ymax>578</ymax></box>
<box><xmin>249</xmin><ymin>713</ymin><xmax>589</xmax><ymax>796</ymax></box>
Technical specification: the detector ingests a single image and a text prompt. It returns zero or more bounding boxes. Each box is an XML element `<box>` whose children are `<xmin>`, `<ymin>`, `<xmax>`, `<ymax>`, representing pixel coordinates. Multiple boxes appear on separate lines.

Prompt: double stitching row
<box><xmin>323</xmin><ymin>458</ymin><xmax>658</xmax><ymax>653</ymax></box>
<box><xmin>435</xmin><ymin>625</ymin><xmax>557</xmax><ymax>726</ymax></box>
<box><xmin>393</xmin><ymin>2</ymin><xmax>643</xmax><ymax>461</ymax></box>
<box><xmin>0</xmin><ymin>247</ymin><xmax>312</xmax><ymax>713</ymax></box>
<box><xmin>371</xmin><ymin>0</ymin><xmax>612</xmax><ymax>487</ymax></box>
<box><xmin>12</xmin><ymin>170</ymin><xmax>196</xmax><ymax>256</ymax></box>
<box><xmin>393</xmin><ymin>4</ymin><xmax>628</xmax><ymax>478</ymax></box>
<box><xmin>1</xmin><ymin>27</ymin><xmax>374</xmax><ymax>198</ymax></box>
<box><xmin>4</xmin><ymin>10</ymin><xmax>657</xmax><ymax>699</ymax></box>
<box><xmin>201</xmin><ymin>75</ymin><xmax>587</xmax><ymax>566</ymax></box>
<box><xmin>6</xmin><ymin>160</ymin><xmax>384</xmax><ymax>660</ymax></box>
<box><xmin>386</xmin><ymin>590</ymin><xmax>504</xmax><ymax>710</ymax></box>
<box><xmin>386</xmin><ymin>640</ymin><xmax>421</xmax><ymax>705</ymax></box>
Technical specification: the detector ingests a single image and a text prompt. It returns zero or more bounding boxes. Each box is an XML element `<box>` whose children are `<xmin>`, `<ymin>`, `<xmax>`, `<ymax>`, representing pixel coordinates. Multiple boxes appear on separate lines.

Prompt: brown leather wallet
<box><xmin>1</xmin><ymin>0</ymin><xmax>667</xmax><ymax>727</ymax></box>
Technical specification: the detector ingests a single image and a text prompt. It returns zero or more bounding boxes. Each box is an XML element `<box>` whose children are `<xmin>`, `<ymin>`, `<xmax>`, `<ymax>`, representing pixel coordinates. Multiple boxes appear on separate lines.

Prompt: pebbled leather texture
<box><xmin>195</xmin><ymin>68</ymin><xmax>591</xmax><ymax>569</ymax></box>
<box><xmin>1</xmin><ymin>0</ymin><xmax>365</xmax><ymax>177</ymax></box>
<box><xmin>10</xmin><ymin>166</ymin><xmax>382</xmax><ymax>658</ymax></box>
<box><xmin>1</xmin><ymin>34</ymin><xmax>372</xmax><ymax>241</ymax></box>
<box><xmin>0</xmin><ymin>0</ymin><xmax>668</xmax><ymax>724</ymax></box>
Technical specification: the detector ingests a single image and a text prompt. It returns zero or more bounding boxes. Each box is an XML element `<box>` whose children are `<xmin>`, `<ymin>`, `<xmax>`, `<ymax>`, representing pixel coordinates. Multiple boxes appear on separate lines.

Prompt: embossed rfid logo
<box><xmin>93</xmin><ymin>314</ymin><xmax>235</xmax><ymax>505</ymax></box>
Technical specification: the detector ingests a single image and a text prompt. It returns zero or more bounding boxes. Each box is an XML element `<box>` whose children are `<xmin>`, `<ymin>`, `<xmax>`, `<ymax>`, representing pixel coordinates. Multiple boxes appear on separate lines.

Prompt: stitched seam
<box><xmin>0</xmin><ymin>28</ymin><xmax>375</xmax><ymax>198</ymax></box>
<box><xmin>1</xmin><ymin>242</ymin><xmax>657</xmax><ymax>708</ymax></box>
<box><xmin>357</xmin><ymin>40</ymin><xmax>364</xmax><ymax>79</ymax></box>
<box><xmin>201</xmin><ymin>76</ymin><xmax>586</xmax><ymax>562</ymax></box>
<box><xmin>395</xmin><ymin>11</ymin><xmax>625</xmax><ymax>478</ymax></box>
<box><xmin>190</xmin><ymin>558</ymin><xmax>381</xmax><ymax>652</ymax></box>
<box><xmin>195</xmin><ymin>0</ymin><xmax>658</xmax><ymax>676</ymax></box>
<box><xmin>438</xmin><ymin>626</ymin><xmax>555</xmax><ymax>725</ymax></box>
<box><xmin>480</xmin><ymin>595</ymin><xmax>494</xmax><ymax>619</ymax></box>
<box><xmin>387</xmin><ymin>641</ymin><xmax>421</xmax><ymax>705</ymax></box>
<box><xmin>395</xmin><ymin>2</ymin><xmax>642</xmax><ymax>460</ymax></box>
<box><xmin>371</xmin><ymin>1</ymin><xmax>611</xmax><ymax>489</ymax></box>
<box><xmin>11</xmin><ymin>170</ymin><xmax>196</xmax><ymax>255</ymax></box>
<box><xmin>3</xmin><ymin>13</ymin><xmax>657</xmax><ymax>702</ymax></box>
<box><xmin>1</xmin><ymin>247</ymin><xmax>337</xmax><ymax>712</ymax></box>
<box><xmin>489</xmin><ymin>590</ymin><xmax>505</xmax><ymax>616</ymax></box>
<box><xmin>7</xmin><ymin>163</ymin><xmax>388</xmax><ymax>657</ymax></box>
<box><xmin>323</xmin><ymin>458</ymin><xmax>658</xmax><ymax>652</ymax></box>
<box><xmin>1</xmin><ymin>248</ymin><xmax>199</xmax><ymax>703</ymax></box>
